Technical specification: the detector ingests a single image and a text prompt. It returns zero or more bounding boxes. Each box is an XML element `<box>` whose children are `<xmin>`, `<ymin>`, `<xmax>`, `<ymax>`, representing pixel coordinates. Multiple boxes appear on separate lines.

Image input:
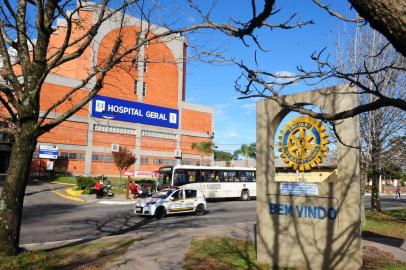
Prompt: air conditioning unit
<box><xmin>111</xmin><ymin>144</ymin><xmax>120</xmax><ymax>152</ymax></box>
<box><xmin>174</xmin><ymin>149</ymin><xmax>182</xmax><ymax>158</ymax></box>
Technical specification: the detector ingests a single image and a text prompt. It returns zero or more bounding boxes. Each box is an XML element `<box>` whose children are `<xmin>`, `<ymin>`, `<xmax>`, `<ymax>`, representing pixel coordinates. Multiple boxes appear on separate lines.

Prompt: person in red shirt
<box><xmin>130</xmin><ymin>181</ymin><xmax>137</xmax><ymax>198</ymax></box>
<box><xmin>95</xmin><ymin>181</ymin><xmax>102</xmax><ymax>198</ymax></box>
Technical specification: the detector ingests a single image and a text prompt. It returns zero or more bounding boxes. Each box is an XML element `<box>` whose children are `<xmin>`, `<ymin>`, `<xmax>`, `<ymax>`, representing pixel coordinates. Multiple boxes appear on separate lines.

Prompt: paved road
<box><xmin>364</xmin><ymin>194</ymin><xmax>406</xmax><ymax>209</ymax></box>
<box><xmin>18</xmin><ymin>182</ymin><xmax>406</xmax><ymax>244</ymax></box>
<box><xmin>20</xmin><ymin>182</ymin><xmax>256</xmax><ymax>244</ymax></box>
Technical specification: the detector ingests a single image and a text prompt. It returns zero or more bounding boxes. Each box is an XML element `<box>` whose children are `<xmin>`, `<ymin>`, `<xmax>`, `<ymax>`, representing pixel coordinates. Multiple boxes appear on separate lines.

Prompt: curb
<box><xmin>21</xmin><ymin>232</ymin><xmax>146</xmax><ymax>251</ymax></box>
<box><xmin>98</xmin><ymin>200</ymin><xmax>138</xmax><ymax>205</ymax></box>
<box><xmin>50</xmin><ymin>181</ymin><xmax>77</xmax><ymax>186</ymax></box>
<box><xmin>52</xmin><ymin>190</ymin><xmax>85</xmax><ymax>202</ymax></box>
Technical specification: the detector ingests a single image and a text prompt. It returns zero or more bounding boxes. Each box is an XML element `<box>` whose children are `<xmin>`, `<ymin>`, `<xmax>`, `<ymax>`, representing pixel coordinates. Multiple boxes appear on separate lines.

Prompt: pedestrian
<box><xmin>395</xmin><ymin>185</ymin><xmax>401</xmax><ymax>200</ymax></box>
<box><xmin>95</xmin><ymin>180</ymin><xmax>102</xmax><ymax>198</ymax></box>
<box><xmin>130</xmin><ymin>181</ymin><xmax>137</xmax><ymax>198</ymax></box>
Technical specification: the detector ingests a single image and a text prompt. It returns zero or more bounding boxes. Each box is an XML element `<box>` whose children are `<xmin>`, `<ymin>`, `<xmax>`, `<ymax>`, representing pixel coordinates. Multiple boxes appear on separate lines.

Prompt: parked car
<box><xmin>134</xmin><ymin>188</ymin><xmax>207</xmax><ymax>218</ymax></box>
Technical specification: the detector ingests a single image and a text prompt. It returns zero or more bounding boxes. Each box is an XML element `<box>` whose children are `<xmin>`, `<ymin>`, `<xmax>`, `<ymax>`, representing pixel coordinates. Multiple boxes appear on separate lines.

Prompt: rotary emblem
<box><xmin>278</xmin><ymin>116</ymin><xmax>329</xmax><ymax>171</ymax></box>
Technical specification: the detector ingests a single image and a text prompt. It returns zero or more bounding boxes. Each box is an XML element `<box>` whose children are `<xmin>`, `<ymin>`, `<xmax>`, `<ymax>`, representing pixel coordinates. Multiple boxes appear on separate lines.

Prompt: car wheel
<box><xmin>241</xmin><ymin>190</ymin><xmax>250</xmax><ymax>201</ymax></box>
<box><xmin>155</xmin><ymin>207</ymin><xmax>166</xmax><ymax>219</ymax></box>
<box><xmin>195</xmin><ymin>204</ymin><xmax>205</xmax><ymax>216</ymax></box>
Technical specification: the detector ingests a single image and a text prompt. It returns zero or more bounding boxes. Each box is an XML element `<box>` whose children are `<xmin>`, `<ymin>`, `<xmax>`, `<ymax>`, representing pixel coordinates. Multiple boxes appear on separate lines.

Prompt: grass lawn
<box><xmin>184</xmin><ymin>238</ymin><xmax>406</xmax><ymax>270</ymax></box>
<box><xmin>363</xmin><ymin>209</ymin><xmax>406</xmax><ymax>240</ymax></box>
<box><xmin>50</xmin><ymin>176</ymin><xmax>76</xmax><ymax>185</ymax></box>
<box><xmin>0</xmin><ymin>239</ymin><xmax>137</xmax><ymax>270</ymax></box>
<box><xmin>183</xmin><ymin>238</ymin><xmax>267</xmax><ymax>270</ymax></box>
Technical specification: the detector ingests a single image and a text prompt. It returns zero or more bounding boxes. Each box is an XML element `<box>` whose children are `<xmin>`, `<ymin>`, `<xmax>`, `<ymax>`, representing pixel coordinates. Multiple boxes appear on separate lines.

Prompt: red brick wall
<box><xmin>92</xmin><ymin>131</ymin><xmax>135</xmax><ymax>149</ymax></box>
<box><xmin>40</xmin><ymin>83</ymin><xmax>89</xmax><ymax>117</ymax></box>
<box><xmin>140</xmin><ymin>137</ymin><xmax>176</xmax><ymax>152</ymax></box>
<box><xmin>38</xmin><ymin>121</ymin><xmax>88</xmax><ymax>145</ymax></box>
<box><xmin>96</xmin><ymin>26</ymin><xmax>141</xmax><ymax>101</ymax></box>
<box><xmin>91</xmin><ymin>158</ymin><xmax>120</xmax><ymax>176</ymax></box>
<box><xmin>143</xmin><ymin>40</ymin><xmax>179</xmax><ymax>108</ymax></box>
<box><xmin>182</xmin><ymin>109</ymin><xmax>212</xmax><ymax>133</ymax></box>
<box><xmin>49</xmin><ymin>10</ymin><xmax>94</xmax><ymax>80</ymax></box>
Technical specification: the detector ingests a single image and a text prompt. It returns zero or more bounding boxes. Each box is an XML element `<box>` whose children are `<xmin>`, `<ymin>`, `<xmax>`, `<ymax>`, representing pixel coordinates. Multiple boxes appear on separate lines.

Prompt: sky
<box><xmin>175</xmin><ymin>0</ymin><xmax>356</xmax><ymax>153</ymax></box>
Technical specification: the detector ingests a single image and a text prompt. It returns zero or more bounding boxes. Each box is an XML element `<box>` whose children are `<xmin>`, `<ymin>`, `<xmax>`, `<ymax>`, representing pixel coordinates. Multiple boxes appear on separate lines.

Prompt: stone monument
<box><xmin>256</xmin><ymin>85</ymin><xmax>362</xmax><ymax>269</ymax></box>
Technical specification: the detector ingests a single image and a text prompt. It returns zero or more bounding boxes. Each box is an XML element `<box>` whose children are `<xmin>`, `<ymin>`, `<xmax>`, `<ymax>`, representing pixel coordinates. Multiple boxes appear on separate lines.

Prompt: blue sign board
<box><xmin>39</xmin><ymin>145</ymin><xmax>58</xmax><ymax>159</ymax></box>
<box><xmin>280</xmin><ymin>183</ymin><xmax>319</xmax><ymax>196</ymax></box>
<box><xmin>91</xmin><ymin>95</ymin><xmax>179</xmax><ymax>129</ymax></box>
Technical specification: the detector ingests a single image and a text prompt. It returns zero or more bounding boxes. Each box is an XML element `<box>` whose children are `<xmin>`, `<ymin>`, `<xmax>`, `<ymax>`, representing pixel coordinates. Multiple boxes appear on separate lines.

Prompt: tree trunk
<box><xmin>0</xmin><ymin>131</ymin><xmax>37</xmax><ymax>255</ymax></box>
<box><xmin>349</xmin><ymin>0</ymin><xmax>406</xmax><ymax>57</ymax></box>
<box><xmin>370</xmin><ymin>139</ymin><xmax>382</xmax><ymax>212</ymax></box>
<box><xmin>360</xmin><ymin>162</ymin><xmax>367</xmax><ymax>225</ymax></box>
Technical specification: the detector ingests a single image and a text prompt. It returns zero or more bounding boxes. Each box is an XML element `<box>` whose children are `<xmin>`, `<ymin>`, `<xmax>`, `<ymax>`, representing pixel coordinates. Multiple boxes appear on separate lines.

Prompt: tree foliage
<box><xmin>214</xmin><ymin>150</ymin><xmax>233</xmax><ymax>161</ymax></box>
<box><xmin>112</xmin><ymin>147</ymin><xmax>136</xmax><ymax>177</ymax></box>
<box><xmin>191</xmin><ymin>141</ymin><xmax>213</xmax><ymax>154</ymax></box>
<box><xmin>335</xmin><ymin>26</ymin><xmax>406</xmax><ymax>212</ymax></box>
<box><xmin>233</xmin><ymin>143</ymin><xmax>256</xmax><ymax>160</ymax></box>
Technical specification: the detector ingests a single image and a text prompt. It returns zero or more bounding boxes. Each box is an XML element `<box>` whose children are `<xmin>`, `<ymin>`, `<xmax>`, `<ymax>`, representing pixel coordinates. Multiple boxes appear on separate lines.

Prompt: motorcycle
<box><xmin>103</xmin><ymin>182</ymin><xmax>114</xmax><ymax>198</ymax></box>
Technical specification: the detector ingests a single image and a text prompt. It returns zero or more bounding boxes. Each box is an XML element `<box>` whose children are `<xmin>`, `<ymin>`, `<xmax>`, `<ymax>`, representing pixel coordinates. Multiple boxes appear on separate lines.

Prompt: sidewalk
<box><xmin>51</xmin><ymin>184</ymin><xmax>139</xmax><ymax>205</ymax></box>
<box><xmin>363</xmin><ymin>234</ymin><xmax>406</xmax><ymax>262</ymax></box>
<box><xmin>21</xmin><ymin>222</ymin><xmax>406</xmax><ymax>270</ymax></box>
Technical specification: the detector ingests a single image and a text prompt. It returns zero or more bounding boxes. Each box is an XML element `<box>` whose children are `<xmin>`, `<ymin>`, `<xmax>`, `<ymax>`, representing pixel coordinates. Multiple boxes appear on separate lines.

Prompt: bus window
<box><xmin>174</xmin><ymin>170</ymin><xmax>189</xmax><ymax>186</ymax></box>
<box><xmin>239</xmin><ymin>171</ymin><xmax>255</xmax><ymax>182</ymax></box>
<box><xmin>209</xmin><ymin>171</ymin><xmax>217</xmax><ymax>182</ymax></box>
<box><xmin>187</xmin><ymin>170</ymin><xmax>196</xmax><ymax>183</ymax></box>
<box><xmin>194</xmin><ymin>170</ymin><xmax>202</xmax><ymax>182</ymax></box>
<box><xmin>214</xmin><ymin>171</ymin><xmax>223</xmax><ymax>182</ymax></box>
<box><xmin>224</xmin><ymin>171</ymin><xmax>238</xmax><ymax>182</ymax></box>
<box><xmin>200</xmin><ymin>170</ymin><xmax>215</xmax><ymax>182</ymax></box>
<box><xmin>248</xmin><ymin>171</ymin><xmax>256</xmax><ymax>182</ymax></box>
<box><xmin>239</xmin><ymin>171</ymin><xmax>247</xmax><ymax>182</ymax></box>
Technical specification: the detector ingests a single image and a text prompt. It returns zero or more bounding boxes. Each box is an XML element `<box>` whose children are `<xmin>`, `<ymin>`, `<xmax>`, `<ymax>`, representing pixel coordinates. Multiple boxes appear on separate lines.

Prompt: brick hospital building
<box><xmin>1</xmin><ymin>5</ymin><xmax>214</xmax><ymax>176</ymax></box>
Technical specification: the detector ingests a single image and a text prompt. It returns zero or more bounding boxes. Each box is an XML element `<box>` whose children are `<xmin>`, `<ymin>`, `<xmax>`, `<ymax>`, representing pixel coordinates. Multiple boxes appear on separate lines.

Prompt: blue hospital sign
<box><xmin>92</xmin><ymin>95</ymin><xmax>179</xmax><ymax>129</ymax></box>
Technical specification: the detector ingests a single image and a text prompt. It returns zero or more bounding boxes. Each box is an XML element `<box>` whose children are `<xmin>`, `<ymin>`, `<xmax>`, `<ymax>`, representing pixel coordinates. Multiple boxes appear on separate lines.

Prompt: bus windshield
<box><xmin>158</xmin><ymin>167</ymin><xmax>173</xmax><ymax>187</ymax></box>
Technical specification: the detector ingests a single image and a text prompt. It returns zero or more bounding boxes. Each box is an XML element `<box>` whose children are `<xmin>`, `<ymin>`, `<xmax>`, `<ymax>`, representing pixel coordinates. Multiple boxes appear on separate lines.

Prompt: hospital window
<box><xmin>142</xmin><ymin>82</ymin><xmax>146</xmax><ymax>97</ymax></box>
<box><xmin>134</xmin><ymin>80</ymin><xmax>138</xmax><ymax>95</ymax></box>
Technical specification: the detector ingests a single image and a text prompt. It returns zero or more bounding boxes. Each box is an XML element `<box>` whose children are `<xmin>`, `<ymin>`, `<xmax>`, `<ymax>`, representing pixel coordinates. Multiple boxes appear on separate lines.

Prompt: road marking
<box><xmin>52</xmin><ymin>190</ymin><xmax>85</xmax><ymax>202</ymax></box>
<box><xmin>65</xmin><ymin>188</ymin><xmax>84</xmax><ymax>196</ymax></box>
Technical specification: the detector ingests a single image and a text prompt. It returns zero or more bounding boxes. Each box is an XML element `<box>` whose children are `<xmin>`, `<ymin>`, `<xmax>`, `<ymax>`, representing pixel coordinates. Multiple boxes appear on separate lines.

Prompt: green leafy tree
<box><xmin>214</xmin><ymin>150</ymin><xmax>233</xmax><ymax>161</ymax></box>
<box><xmin>112</xmin><ymin>147</ymin><xmax>136</xmax><ymax>183</ymax></box>
<box><xmin>233</xmin><ymin>143</ymin><xmax>256</xmax><ymax>166</ymax></box>
<box><xmin>191</xmin><ymin>141</ymin><xmax>213</xmax><ymax>165</ymax></box>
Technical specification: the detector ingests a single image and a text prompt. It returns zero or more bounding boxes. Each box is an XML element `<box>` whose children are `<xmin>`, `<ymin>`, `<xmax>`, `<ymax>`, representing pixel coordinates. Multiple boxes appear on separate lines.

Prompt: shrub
<box><xmin>76</xmin><ymin>176</ymin><xmax>102</xmax><ymax>194</ymax></box>
<box><xmin>58</xmin><ymin>166</ymin><xmax>68</xmax><ymax>176</ymax></box>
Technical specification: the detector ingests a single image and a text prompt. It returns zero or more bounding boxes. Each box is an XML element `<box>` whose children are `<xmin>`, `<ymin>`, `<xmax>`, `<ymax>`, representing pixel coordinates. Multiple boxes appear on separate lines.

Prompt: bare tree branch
<box><xmin>312</xmin><ymin>0</ymin><xmax>363</xmax><ymax>23</ymax></box>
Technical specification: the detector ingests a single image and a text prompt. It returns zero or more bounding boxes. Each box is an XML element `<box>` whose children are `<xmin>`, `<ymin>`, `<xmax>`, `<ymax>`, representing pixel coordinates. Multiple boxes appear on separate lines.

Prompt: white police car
<box><xmin>134</xmin><ymin>188</ymin><xmax>207</xmax><ymax>218</ymax></box>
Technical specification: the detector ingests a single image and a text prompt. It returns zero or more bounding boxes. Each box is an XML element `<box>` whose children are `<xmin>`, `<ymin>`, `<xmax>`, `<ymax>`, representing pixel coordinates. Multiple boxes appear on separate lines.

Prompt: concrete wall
<box><xmin>256</xmin><ymin>85</ymin><xmax>362</xmax><ymax>269</ymax></box>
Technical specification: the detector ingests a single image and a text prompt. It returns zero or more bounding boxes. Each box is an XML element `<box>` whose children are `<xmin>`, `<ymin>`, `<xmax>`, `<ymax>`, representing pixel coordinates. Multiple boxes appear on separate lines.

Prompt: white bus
<box><xmin>157</xmin><ymin>165</ymin><xmax>256</xmax><ymax>200</ymax></box>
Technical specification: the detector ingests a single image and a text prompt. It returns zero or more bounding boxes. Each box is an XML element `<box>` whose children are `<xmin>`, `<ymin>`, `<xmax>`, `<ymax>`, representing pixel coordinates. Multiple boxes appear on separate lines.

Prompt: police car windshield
<box><xmin>152</xmin><ymin>190</ymin><xmax>174</xmax><ymax>199</ymax></box>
